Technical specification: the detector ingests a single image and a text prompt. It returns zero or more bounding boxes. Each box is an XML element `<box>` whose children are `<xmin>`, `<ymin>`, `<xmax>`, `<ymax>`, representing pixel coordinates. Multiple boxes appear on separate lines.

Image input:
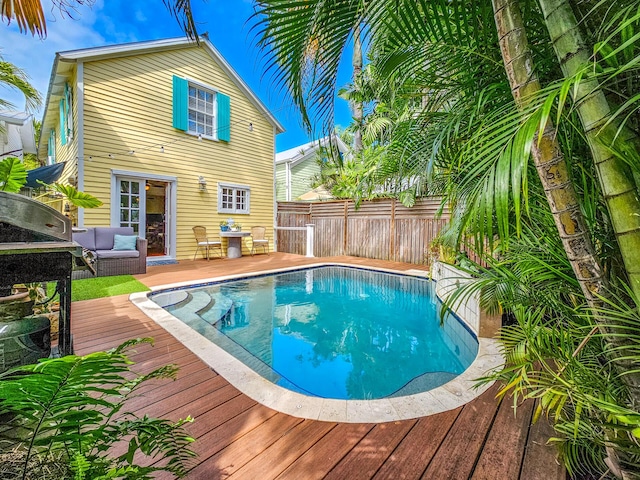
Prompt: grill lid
<box><xmin>0</xmin><ymin>191</ymin><xmax>70</xmax><ymax>243</ymax></box>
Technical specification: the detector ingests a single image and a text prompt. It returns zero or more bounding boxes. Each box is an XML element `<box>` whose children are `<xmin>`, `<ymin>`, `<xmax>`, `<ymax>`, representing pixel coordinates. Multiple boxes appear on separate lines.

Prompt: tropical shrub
<box><xmin>0</xmin><ymin>338</ymin><xmax>196</xmax><ymax>480</ymax></box>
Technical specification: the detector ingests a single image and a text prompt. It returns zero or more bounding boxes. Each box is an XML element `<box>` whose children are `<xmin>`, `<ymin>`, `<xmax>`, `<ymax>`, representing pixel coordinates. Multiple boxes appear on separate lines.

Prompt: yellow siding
<box><xmin>78</xmin><ymin>47</ymin><xmax>275</xmax><ymax>259</ymax></box>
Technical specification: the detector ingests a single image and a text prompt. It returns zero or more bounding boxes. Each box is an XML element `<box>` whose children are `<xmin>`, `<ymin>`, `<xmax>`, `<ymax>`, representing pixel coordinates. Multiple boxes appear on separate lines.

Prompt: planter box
<box><xmin>431</xmin><ymin>261</ymin><xmax>501</xmax><ymax>338</ymax></box>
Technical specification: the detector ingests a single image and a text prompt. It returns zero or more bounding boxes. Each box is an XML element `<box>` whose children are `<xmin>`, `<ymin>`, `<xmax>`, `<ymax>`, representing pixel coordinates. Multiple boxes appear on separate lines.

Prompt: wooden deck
<box><xmin>71</xmin><ymin>253</ymin><xmax>565</xmax><ymax>479</ymax></box>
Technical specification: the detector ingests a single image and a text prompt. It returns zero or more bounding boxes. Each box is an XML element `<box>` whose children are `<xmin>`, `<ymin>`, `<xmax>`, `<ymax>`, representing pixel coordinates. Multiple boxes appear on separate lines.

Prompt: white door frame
<box><xmin>111</xmin><ymin>169</ymin><xmax>178</xmax><ymax>260</ymax></box>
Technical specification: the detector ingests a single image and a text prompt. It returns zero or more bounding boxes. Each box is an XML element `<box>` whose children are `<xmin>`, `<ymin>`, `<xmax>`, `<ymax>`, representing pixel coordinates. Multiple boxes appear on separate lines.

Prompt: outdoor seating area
<box><xmin>70</xmin><ymin>254</ymin><xmax>565</xmax><ymax>479</ymax></box>
<box><xmin>72</xmin><ymin>226</ymin><xmax>147</xmax><ymax>278</ymax></box>
<box><xmin>192</xmin><ymin>226</ymin><xmax>223</xmax><ymax>260</ymax></box>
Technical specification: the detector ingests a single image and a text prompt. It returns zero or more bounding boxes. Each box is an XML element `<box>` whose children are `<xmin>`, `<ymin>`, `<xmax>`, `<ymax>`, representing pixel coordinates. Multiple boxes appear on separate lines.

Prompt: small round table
<box><xmin>220</xmin><ymin>231</ymin><xmax>251</xmax><ymax>258</ymax></box>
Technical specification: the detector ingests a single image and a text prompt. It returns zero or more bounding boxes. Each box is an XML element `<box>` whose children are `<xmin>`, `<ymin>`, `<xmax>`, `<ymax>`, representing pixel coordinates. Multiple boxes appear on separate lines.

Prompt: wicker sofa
<box><xmin>72</xmin><ymin>227</ymin><xmax>147</xmax><ymax>278</ymax></box>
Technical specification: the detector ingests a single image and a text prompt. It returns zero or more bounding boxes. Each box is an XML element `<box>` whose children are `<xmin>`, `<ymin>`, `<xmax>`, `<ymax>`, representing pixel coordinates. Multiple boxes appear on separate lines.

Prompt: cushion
<box><xmin>95</xmin><ymin>226</ymin><xmax>134</xmax><ymax>250</ymax></box>
<box><xmin>72</xmin><ymin>228</ymin><xmax>96</xmax><ymax>251</ymax></box>
<box><xmin>113</xmin><ymin>234</ymin><xmax>138</xmax><ymax>251</ymax></box>
<box><xmin>95</xmin><ymin>249</ymin><xmax>140</xmax><ymax>259</ymax></box>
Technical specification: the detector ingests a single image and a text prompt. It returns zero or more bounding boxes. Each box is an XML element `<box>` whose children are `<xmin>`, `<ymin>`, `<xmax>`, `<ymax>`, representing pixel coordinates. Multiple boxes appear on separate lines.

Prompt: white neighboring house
<box><xmin>275</xmin><ymin>135</ymin><xmax>348</xmax><ymax>202</ymax></box>
<box><xmin>0</xmin><ymin>111</ymin><xmax>37</xmax><ymax>160</ymax></box>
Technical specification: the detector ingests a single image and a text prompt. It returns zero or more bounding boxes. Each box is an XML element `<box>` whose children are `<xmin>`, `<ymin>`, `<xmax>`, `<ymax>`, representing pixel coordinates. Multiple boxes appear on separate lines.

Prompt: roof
<box><xmin>38</xmin><ymin>36</ymin><xmax>285</xmax><ymax>157</ymax></box>
<box><xmin>0</xmin><ymin>111</ymin><xmax>32</xmax><ymax>125</ymax></box>
<box><xmin>275</xmin><ymin>135</ymin><xmax>348</xmax><ymax>167</ymax></box>
<box><xmin>0</xmin><ymin>110</ymin><xmax>36</xmax><ymax>155</ymax></box>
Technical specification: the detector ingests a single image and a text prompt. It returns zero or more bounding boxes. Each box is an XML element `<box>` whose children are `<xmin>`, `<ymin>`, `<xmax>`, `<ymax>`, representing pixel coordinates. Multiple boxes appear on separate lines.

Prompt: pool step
<box><xmin>199</xmin><ymin>292</ymin><xmax>234</xmax><ymax>326</ymax></box>
<box><xmin>151</xmin><ymin>290</ymin><xmax>189</xmax><ymax>308</ymax></box>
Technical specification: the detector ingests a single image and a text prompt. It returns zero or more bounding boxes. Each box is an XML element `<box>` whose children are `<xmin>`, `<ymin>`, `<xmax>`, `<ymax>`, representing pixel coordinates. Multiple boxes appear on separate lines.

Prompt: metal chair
<box><xmin>192</xmin><ymin>226</ymin><xmax>222</xmax><ymax>260</ymax></box>
<box><xmin>250</xmin><ymin>226</ymin><xmax>269</xmax><ymax>256</ymax></box>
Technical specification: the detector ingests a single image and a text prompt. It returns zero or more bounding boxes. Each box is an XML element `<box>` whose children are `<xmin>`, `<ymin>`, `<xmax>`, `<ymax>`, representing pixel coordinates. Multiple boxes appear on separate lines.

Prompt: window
<box><xmin>188</xmin><ymin>84</ymin><xmax>216</xmax><ymax>137</ymax></box>
<box><xmin>172</xmin><ymin>75</ymin><xmax>231</xmax><ymax>142</ymax></box>
<box><xmin>218</xmin><ymin>183</ymin><xmax>250</xmax><ymax>214</ymax></box>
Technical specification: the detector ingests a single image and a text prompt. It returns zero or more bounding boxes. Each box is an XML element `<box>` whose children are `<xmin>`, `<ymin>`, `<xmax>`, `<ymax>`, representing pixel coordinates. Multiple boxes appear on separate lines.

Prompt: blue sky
<box><xmin>1</xmin><ymin>0</ymin><xmax>354</xmax><ymax>151</ymax></box>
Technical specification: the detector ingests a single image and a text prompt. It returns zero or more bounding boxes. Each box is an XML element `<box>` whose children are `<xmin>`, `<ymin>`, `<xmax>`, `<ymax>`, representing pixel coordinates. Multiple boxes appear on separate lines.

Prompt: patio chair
<box><xmin>192</xmin><ymin>226</ymin><xmax>223</xmax><ymax>260</ymax></box>
<box><xmin>250</xmin><ymin>226</ymin><xmax>269</xmax><ymax>256</ymax></box>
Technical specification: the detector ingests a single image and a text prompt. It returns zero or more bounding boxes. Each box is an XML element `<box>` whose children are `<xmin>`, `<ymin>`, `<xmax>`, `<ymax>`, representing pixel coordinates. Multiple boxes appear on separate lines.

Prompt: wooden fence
<box><xmin>276</xmin><ymin>198</ymin><xmax>450</xmax><ymax>265</ymax></box>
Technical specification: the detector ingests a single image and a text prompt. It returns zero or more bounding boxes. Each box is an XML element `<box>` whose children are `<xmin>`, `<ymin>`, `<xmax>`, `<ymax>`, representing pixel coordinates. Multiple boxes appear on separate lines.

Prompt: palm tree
<box><xmin>0</xmin><ymin>55</ymin><xmax>41</xmax><ymax>111</ymax></box>
<box><xmin>0</xmin><ymin>0</ymin><xmax>198</xmax><ymax>39</ymax></box>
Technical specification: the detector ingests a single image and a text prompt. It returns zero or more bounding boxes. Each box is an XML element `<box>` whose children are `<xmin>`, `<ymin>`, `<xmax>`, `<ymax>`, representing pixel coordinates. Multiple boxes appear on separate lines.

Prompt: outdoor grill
<box><xmin>0</xmin><ymin>191</ymin><xmax>94</xmax><ymax>361</ymax></box>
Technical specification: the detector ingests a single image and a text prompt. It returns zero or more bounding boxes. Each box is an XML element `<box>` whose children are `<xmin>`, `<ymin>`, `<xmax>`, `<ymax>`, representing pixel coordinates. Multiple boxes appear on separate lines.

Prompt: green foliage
<box><xmin>0</xmin><ymin>338</ymin><xmax>196</xmax><ymax>479</ymax></box>
<box><xmin>47</xmin><ymin>275</ymin><xmax>150</xmax><ymax>302</ymax></box>
<box><xmin>46</xmin><ymin>182</ymin><xmax>103</xmax><ymax>208</ymax></box>
<box><xmin>0</xmin><ymin>156</ymin><xmax>102</xmax><ymax>208</ymax></box>
<box><xmin>0</xmin><ymin>157</ymin><xmax>28</xmax><ymax>192</ymax></box>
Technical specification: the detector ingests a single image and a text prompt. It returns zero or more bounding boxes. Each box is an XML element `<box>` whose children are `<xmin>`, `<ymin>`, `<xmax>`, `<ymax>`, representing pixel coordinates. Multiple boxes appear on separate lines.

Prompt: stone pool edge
<box><xmin>129</xmin><ymin>262</ymin><xmax>504</xmax><ymax>423</ymax></box>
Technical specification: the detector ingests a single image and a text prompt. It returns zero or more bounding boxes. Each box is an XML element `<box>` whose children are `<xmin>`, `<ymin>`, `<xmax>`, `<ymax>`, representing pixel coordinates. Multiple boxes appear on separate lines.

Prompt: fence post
<box><xmin>305</xmin><ymin>224</ymin><xmax>315</xmax><ymax>257</ymax></box>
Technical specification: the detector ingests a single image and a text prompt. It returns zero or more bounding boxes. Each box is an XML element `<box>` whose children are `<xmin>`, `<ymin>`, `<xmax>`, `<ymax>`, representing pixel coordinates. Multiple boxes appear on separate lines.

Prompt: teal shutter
<box><xmin>59</xmin><ymin>99</ymin><xmax>67</xmax><ymax>146</ymax></box>
<box><xmin>65</xmin><ymin>83</ymin><xmax>73</xmax><ymax>141</ymax></box>
<box><xmin>172</xmin><ymin>75</ymin><xmax>188</xmax><ymax>131</ymax></box>
<box><xmin>217</xmin><ymin>92</ymin><xmax>230</xmax><ymax>142</ymax></box>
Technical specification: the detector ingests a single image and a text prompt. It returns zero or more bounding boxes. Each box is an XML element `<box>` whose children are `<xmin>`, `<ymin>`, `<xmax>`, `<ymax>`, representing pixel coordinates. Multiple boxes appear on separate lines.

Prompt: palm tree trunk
<box><xmin>494</xmin><ymin>0</ymin><xmax>640</xmax><ymax>400</ymax></box>
<box><xmin>492</xmin><ymin>0</ymin><xmax>606</xmax><ymax>310</ymax></box>
<box><xmin>538</xmin><ymin>0</ymin><xmax>640</xmax><ymax>302</ymax></box>
<box><xmin>493</xmin><ymin>1</ymin><xmax>640</xmax><ymax>475</ymax></box>
<box><xmin>352</xmin><ymin>26</ymin><xmax>364</xmax><ymax>154</ymax></box>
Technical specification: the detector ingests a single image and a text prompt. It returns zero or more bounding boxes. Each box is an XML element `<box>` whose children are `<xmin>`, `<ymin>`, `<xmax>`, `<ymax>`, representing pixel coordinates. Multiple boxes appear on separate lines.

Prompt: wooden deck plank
<box><xmin>471</xmin><ymin>395</ymin><xmax>535</xmax><ymax>479</ymax></box>
<box><xmin>421</xmin><ymin>383</ymin><xmax>502</xmax><ymax>479</ymax></box>
<box><xmin>187</xmin><ymin>413</ymin><xmax>304</xmax><ymax>479</ymax></box>
<box><xmin>229</xmin><ymin>420</ymin><xmax>337</xmax><ymax>479</ymax></box>
<box><xmin>64</xmin><ymin>255</ymin><xmax>565</xmax><ymax>480</ymax></box>
<box><xmin>520</xmin><ymin>407</ymin><xmax>566</xmax><ymax>480</ymax></box>
<box><xmin>275</xmin><ymin>423</ymin><xmax>375</xmax><ymax>480</ymax></box>
<box><xmin>373</xmin><ymin>407</ymin><xmax>462</xmax><ymax>480</ymax></box>
<box><xmin>324</xmin><ymin>420</ymin><xmax>418</xmax><ymax>480</ymax></box>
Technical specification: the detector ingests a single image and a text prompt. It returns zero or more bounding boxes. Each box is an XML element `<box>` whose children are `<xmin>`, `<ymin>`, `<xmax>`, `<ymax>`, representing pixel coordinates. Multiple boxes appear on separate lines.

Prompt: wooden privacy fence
<box><xmin>276</xmin><ymin>198</ymin><xmax>450</xmax><ymax>265</ymax></box>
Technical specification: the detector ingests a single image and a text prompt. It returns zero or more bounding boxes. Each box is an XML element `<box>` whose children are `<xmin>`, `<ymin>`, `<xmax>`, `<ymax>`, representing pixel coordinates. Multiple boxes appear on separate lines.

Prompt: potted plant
<box><xmin>219</xmin><ymin>220</ymin><xmax>230</xmax><ymax>232</ymax></box>
<box><xmin>230</xmin><ymin>223</ymin><xmax>242</xmax><ymax>232</ymax></box>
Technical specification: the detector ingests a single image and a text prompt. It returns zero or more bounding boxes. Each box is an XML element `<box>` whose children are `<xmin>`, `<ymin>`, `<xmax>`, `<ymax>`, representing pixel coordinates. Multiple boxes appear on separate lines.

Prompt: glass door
<box><xmin>118</xmin><ymin>179</ymin><xmax>145</xmax><ymax>235</ymax></box>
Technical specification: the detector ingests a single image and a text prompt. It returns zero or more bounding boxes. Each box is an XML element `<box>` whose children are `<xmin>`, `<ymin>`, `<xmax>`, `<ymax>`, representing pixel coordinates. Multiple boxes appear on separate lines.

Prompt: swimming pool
<box><xmin>149</xmin><ymin>266</ymin><xmax>478</xmax><ymax>400</ymax></box>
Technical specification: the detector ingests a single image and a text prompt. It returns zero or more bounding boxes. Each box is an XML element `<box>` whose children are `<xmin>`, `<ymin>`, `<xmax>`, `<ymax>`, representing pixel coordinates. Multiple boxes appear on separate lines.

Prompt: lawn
<box><xmin>49</xmin><ymin>275</ymin><xmax>150</xmax><ymax>302</ymax></box>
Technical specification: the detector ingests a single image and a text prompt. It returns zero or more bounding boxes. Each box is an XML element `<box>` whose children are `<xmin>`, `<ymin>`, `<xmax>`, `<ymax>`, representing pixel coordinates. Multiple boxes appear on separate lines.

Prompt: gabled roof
<box><xmin>38</xmin><ymin>36</ymin><xmax>285</xmax><ymax>157</ymax></box>
<box><xmin>276</xmin><ymin>135</ymin><xmax>348</xmax><ymax>167</ymax></box>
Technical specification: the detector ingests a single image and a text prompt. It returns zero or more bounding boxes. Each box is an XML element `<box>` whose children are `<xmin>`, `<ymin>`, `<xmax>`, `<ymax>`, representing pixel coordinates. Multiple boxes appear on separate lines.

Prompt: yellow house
<box><xmin>37</xmin><ymin>37</ymin><xmax>284</xmax><ymax>261</ymax></box>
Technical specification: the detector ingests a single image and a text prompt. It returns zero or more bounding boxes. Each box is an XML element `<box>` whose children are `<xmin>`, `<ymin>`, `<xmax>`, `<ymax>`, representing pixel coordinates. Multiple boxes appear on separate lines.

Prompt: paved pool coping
<box><xmin>129</xmin><ymin>262</ymin><xmax>503</xmax><ymax>423</ymax></box>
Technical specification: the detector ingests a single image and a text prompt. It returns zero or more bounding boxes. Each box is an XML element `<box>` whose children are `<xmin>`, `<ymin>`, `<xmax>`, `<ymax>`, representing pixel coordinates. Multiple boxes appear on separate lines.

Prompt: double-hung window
<box><xmin>172</xmin><ymin>75</ymin><xmax>231</xmax><ymax>142</ymax></box>
<box><xmin>218</xmin><ymin>183</ymin><xmax>250</xmax><ymax>214</ymax></box>
<box><xmin>188</xmin><ymin>84</ymin><xmax>216</xmax><ymax>138</ymax></box>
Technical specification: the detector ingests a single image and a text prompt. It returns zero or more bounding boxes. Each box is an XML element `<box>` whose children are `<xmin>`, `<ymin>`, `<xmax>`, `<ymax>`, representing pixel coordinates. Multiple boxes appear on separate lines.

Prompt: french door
<box><xmin>117</xmin><ymin>178</ymin><xmax>145</xmax><ymax>235</ymax></box>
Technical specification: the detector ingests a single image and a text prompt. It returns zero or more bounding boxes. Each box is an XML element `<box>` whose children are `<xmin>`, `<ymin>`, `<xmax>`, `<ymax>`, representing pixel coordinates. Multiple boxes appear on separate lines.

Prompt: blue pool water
<box><xmin>151</xmin><ymin>266</ymin><xmax>478</xmax><ymax>400</ymax></box>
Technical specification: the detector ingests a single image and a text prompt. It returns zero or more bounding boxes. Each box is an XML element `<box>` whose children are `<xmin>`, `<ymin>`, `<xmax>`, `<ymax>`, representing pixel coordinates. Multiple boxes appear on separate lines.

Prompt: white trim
<box><xmin>77</xmin><ymin>63</ymin><xmax>85</xmax><ymax>227</ymax></box>
<box><xmin>111</xmin><ymin>170</ymin><xmax>177</xmax><ymax>182</ymax></box>
<box><xmin>285</xmin><ymin>162</ymin><xmax>292</xmax><ymax>201</ymax></box>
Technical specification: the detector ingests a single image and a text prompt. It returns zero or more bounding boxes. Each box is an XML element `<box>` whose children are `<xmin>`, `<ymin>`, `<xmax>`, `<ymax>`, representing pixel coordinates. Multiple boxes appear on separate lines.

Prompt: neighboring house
<box><xmin>0</xmin><ymin>111</ymin><xmax>36</xmax><ymax>160</ymax></box>
<box><xmin>275</xmin><ymin>135</ymin><xmax>347</xmax><ymax>202</ymax></box>
<box><xmin>38</xmin><ymin>37</ymin><xmax>284</xmax><ymax>261</ymax></box>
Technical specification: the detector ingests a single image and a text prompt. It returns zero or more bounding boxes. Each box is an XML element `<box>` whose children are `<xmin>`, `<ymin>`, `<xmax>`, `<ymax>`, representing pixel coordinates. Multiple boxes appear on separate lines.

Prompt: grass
<box><xmin>48</xmin><ymin>275</ymin><xmax>150</xmax><ymax>302</ymax></box>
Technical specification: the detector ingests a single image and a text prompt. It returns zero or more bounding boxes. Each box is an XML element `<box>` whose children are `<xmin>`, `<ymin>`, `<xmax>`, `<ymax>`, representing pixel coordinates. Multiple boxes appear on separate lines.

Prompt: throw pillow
<box><xmin>113</xmin><ymin>234</ymin><xmax>138</xmax><ymax>251</ymax></box>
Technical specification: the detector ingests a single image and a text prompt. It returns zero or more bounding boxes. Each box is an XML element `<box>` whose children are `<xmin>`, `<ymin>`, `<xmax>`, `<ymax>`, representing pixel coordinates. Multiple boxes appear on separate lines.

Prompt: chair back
<box><xmin>251</xmin><ymin>226</ymin><xmax>266</xmax><ymax>240</ymax></box>
<box><xmin>192</xmin><ymin>226</ymin><xmax>207</xmax><ymax>243</ymax></box>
